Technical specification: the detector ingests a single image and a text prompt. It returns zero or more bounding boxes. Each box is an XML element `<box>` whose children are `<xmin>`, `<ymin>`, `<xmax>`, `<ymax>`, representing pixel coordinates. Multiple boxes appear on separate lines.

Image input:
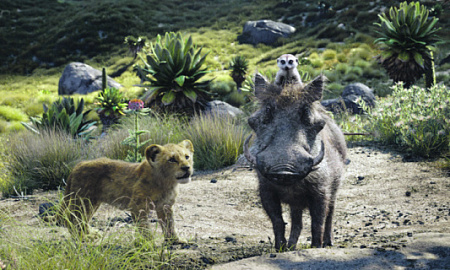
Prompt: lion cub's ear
<box><xmin>146</xmin><ymin>144</ymin><xmax>163</xmax><ymax>163</ymax></box>
<box><xmin>179</xmin><ymin>140</ymin><xmax>194</xmax><ymax>152</ymax></box>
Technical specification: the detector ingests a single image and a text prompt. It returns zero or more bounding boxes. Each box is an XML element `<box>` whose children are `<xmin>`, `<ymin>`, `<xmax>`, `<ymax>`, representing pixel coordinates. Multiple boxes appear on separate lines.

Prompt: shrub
<box><xmin>0</xmin><ymin>105</ymin><xmax>28</xmax><ymax>122</ymax></box>
<box><xmin>322</xmin><ymin>49</ymin><xmax>337</xmax><ymax>60</ymax></box>
<box><xmin>183</xmin><ymin>113</ymin><xmax>250</xmax><ymax>170</ymax></box>
<box><xmin>367</xmin><ymin>83</ymin><xmax>450</xmax><ymax>157</ymax></box>
<box><xmin>2</xmin><ymin>130</ymin><xmax>92</xmax><ymax>196</ymax></box>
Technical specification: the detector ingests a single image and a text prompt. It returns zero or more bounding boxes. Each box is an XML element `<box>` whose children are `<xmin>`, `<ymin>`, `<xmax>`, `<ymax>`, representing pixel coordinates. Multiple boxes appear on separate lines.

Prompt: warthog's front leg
<box><xmin>260</xmin><ymin>183</ymin><xmax>286</xmax><ymax>251</ymax></box>
<box><xmin>309</xmin><ymin>197</ymin><xmax>328</xmax><ymax>248</ymax></box>
<box><xmin>288</xmin><ymin>205</ymin><xmax>303</xmax><ymax>250</ymax></box>
<box><xmin>323</xmin><ymin>198</ymin><xmax>336</xmax><ymax>247</ymax></box>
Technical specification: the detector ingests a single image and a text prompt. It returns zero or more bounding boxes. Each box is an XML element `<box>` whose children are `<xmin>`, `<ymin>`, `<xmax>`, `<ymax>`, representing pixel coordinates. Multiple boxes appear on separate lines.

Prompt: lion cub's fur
<box><xmin>59</xmin><ymin>140</ymin><xmax>194</xmax><ymax>242</ymax></box>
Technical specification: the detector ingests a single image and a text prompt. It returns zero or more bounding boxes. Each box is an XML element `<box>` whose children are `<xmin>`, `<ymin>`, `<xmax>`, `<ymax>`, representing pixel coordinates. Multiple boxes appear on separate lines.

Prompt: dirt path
<box><xmin>1</xmin><ymin>143</ymin><xmax>449</xmax><ymax>269</ymax></box>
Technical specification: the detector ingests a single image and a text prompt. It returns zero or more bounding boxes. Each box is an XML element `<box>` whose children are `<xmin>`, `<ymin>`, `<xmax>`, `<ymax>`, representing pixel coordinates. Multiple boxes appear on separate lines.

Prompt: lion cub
<box><xmin>60</xmin><ymin>140</ymin><xmax>194</xmax><ymax>242</ymax></box>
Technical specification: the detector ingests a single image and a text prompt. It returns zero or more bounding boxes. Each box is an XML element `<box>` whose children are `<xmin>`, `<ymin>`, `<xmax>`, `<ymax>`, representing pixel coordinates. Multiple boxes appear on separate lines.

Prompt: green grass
<box><xmin>0</xmin><ymin>202</ymin><xmax>171</xmax><ymax>269</ymax></box>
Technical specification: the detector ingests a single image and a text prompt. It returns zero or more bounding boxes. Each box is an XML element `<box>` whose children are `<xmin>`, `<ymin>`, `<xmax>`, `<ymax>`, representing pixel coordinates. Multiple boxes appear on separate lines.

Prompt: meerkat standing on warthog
<box><xmin>275</xmin><ymin>54</ymin><xmax>303</xmax><ymax>87</ymax></box>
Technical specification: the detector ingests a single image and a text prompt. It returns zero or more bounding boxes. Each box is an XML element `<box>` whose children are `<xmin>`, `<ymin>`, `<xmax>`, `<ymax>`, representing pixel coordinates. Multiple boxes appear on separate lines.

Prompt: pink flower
<box><xmin>128</xmin><ymin>99</ymin><xmax>144</xmax><ymax>111</ymax></box>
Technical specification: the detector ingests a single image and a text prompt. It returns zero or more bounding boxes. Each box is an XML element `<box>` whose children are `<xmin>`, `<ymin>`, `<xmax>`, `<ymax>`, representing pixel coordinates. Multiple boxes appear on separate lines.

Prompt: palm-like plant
<box><xmin>229</xmin><ymin>56</ymin><xmax>249</xmax><ymax>92</ymax></box>
<box><xmin>374</xmin><ymin>1</ymin><xmax>441</xmax><ymax>88</ymax></box>
<box><xmin>135</xmin><ymin>32</ymin><xmax>212</xmax><ymax>115</ymax></box>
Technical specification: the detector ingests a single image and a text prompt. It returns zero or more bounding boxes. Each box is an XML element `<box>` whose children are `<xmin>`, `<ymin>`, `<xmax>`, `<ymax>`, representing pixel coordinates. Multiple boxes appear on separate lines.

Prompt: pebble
<box><xmin>210</xmin><ymin>179</ymin><xmax>217</xmax><ymax>183</ymax></box>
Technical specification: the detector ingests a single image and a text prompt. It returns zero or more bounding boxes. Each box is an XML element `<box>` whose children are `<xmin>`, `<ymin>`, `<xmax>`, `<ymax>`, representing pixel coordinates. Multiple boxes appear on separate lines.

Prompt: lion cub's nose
<box><xmin>181</xmin><ymin>166</ymin><xmax>190</xmax><ymax>172</ymax></box>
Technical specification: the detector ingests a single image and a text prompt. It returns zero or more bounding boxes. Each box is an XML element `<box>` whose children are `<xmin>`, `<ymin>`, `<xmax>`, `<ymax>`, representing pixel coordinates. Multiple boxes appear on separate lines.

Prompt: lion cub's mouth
<box><xmin>176</xmin><ymin>172</ymin><xmax>192</xmax><ymax>184</ymax></box>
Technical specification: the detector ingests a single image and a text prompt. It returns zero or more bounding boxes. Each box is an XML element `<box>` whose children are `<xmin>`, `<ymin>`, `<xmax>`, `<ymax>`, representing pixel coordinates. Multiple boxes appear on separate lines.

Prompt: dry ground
<box><xmin>1</xmin><ymin>142</ymin><xmax>449</xmax><ymax>269</ymax></box>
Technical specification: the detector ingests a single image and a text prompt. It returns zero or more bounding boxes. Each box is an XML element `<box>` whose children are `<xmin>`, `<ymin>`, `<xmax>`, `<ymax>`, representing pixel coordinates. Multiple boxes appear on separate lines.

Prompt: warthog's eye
<box><xmin>168</xmin><ymin>157</ymin><xmax>177</xmax><ymax>163</ymax></box>
<box><xmin>263</xmin><ymin>106</ymin><xmax>273</xmax><ymax>124</ymax></box>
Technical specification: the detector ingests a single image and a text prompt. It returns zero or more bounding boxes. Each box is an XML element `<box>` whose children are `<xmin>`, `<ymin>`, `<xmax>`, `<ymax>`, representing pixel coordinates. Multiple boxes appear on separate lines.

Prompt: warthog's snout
<box><xmin>244</xmin><ymin>135</ymin><xmax>325</xmax><ymax>185</ymax></box>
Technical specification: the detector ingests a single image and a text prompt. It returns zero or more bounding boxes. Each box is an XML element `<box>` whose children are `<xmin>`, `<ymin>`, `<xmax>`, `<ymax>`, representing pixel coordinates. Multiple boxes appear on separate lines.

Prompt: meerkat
<box><xmin>275</xmin><ymin>54</ymin><xmax>303</xmax><ymax>87</ymax></box>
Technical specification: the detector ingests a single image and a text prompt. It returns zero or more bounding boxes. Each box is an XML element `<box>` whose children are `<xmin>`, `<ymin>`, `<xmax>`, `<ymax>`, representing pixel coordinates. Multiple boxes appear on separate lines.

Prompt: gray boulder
<box><xmin>322</xmin><ymin>83</ymin><xmax>376</xmax><ymax>114</ymax></box>
<box><xmin>58</xmin><ymin>62</ymin><xmax>123</xmax><ymax>95</ymax></box>
<box><xmin>238</xmin><ymin>20</ymin><xmax>296</xmax><ymax>45</ymax></box>
<box><xmin>204</xmin><ymin>100</ymin><xmax>244</xmax><ymax>118</ymax></box>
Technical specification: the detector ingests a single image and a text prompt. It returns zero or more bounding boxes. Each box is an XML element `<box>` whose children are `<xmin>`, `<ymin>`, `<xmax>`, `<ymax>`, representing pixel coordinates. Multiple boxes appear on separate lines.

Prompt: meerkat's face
<box><xmin>277</xmin><ymin>54</ymin><xmax>299</xmax><ymax>71</ymax></box>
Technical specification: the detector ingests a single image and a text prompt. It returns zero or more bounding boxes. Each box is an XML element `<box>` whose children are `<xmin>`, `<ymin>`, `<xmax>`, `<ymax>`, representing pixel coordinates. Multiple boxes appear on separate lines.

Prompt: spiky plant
<box><xmin>22</xmin><ymin>97</ymin><xmax>96</xmax><ymax>139</ymax></box>
<box><xmin>95</xmin><ymin>87</ymin><xmax>127</xmax><ymax>132</ymax></box>
<box><xmin>229</xmin><ymin>56</ymin><xmax>249</xmax><ymax>91</ymax></box>
<box><xmin>374</xmin><ymin>1</ymin><xmax>441</xmax><ymax>88</ymax></box>
<box><xmin>135</xmin><ymin>32</ymin><xmax>212</xmax><ymax>115</ymax></box>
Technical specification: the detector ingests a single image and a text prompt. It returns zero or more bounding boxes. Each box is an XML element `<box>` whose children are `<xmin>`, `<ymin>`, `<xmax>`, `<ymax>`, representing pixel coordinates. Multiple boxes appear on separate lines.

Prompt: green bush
<box><xmin>367</xmin><ymin>83</ymin><xmax>450</xmax><ymax>157</ymax></box>
<box><xmin>2</xmin><ymin>130</ymin><xmax>93</xmax><ymax>196</ymax></box>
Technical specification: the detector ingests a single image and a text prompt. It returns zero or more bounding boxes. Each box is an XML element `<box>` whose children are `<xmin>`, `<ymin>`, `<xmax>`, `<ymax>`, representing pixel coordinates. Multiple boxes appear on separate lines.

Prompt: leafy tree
<box><xmin>374</xmin><ymin>1</ymin><xmax>441</xmax><ymax>88</ymax></box>
<box><xmin>229</xmin><ymin>56</ymin><xmax>249</xmax><ymax>92</ymax></box>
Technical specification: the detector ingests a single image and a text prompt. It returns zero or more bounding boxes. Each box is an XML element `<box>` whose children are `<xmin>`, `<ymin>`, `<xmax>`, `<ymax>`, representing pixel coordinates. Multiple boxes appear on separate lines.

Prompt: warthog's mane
<box><xmin>258</xmin><ymin>83</ymin><xmax>322</xmax><ymax>108</ymax></box>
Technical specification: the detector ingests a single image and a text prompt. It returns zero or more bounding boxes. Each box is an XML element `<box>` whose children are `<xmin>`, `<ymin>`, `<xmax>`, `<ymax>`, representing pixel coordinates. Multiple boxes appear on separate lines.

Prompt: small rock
<box><xmin>269</xmin><ymin>254</ymin><xmax>277</xmax><ymax>258</ymax></box>
<box><xmin>407</xmin><ymin>232</ymin><xmax>413</xmax><ymax>237</ymax></box>
<box><xmin>405</xmin><ymin>191</ymin><xmax>411</xmax><ymax>197</ymax></box>
<box><xmin>225</xmin><ymin>236</ymin><xmax>237</xmax><ymax>243</ymax></box>
<box><xmin>210</xmin><ymin>179</ymin><xmax>218</xmax><ymax>183</ymax></box>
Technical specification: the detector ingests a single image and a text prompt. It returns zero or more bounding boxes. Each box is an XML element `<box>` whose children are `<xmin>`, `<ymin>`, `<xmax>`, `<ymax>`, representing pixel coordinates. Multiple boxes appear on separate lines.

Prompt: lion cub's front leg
<box><xmin>156</xmin><ymin>204</ymin><xmax>181</xmax><ymax>243</ymax></box>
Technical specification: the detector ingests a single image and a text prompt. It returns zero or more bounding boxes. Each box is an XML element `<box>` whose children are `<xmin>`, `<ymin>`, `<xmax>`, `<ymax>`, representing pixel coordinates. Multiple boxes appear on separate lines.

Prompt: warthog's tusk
<box><xmin>312</xmin><ymin>141</ymin><xmax>325</xmax><ymax>167</ymax></box>
<box><xmin>244</xmin><ymin>134</ymin><xmax>257</xmax><ymax>165</ymax></box>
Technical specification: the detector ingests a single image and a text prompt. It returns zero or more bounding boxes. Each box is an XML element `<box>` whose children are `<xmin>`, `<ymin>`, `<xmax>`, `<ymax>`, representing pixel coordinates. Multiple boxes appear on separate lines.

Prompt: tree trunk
<box><xmin>424</xmin><ymin>50</ymin><xmax>436</xmax><ymax>89</ymax></box>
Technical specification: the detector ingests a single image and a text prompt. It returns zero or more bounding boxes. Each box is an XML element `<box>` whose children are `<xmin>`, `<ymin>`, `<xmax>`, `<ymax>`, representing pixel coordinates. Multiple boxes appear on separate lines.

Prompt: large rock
<box><xmin>238</xmin><ymin>20</ymin><xmax>296</xmax><ymax>45</ymax></box>
<box><xmin>322</xmin><ymin>83</ymin><xmax>376</xmax><ymax>114</ymax></box>
<box><xmin>204</xmin><ymin>100</ymin><xmax>244</xmax><ymax>118</ymax></box>
<box><xmin>58</xmin><ymin>62</ymin><xmax>123</xmax><ymax>95</ymax></box>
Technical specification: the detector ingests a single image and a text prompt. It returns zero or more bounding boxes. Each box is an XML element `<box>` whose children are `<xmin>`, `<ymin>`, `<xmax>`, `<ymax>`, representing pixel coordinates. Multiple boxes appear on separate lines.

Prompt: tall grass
<box><xmin>1</xmin><ymin>112</ymin><xmax>250</xmax><ymax>196</ymax></box>
<box><xmin>184</xmin><ymin>113</ymin><xmax>250</xmax><ymax>171</ymax></box>
<box><xmin>0</xmin><ymin>207</ymin><xmax>171</xmax><ymax>269</ymax></box>
<box><xmin>3</xmin><ymin>130</ymin><xmax>93</xmax><ymax>196</ymax></box>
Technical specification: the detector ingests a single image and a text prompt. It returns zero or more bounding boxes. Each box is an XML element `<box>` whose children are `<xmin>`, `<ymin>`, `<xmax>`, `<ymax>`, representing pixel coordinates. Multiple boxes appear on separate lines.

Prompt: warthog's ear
<box><xmin>179</xmin><ymin>140</ymin><xmax>194</xmax><ymax>153</ymax></box>
<box><xmin>145</xmin><ymin>144</ymin><xmax>163</xmax><ymax>163</ymax></box>
<box><xmin>254</xmin><ymin>72</ymin><xmax>270</xmax><ymax>99</ymax></box>
<box><xmin>304</xmin><ymin>74</ymin><xmax>327</xmax><ymax>102</ymax></box>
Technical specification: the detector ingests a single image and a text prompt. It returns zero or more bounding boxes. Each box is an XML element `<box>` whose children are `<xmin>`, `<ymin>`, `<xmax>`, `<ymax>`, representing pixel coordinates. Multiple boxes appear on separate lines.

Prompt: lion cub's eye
<box><xmin>168</xmin><ymin>157</ymin><xmax>177</xmax><ymax>163</ymax></box>
<box><xmin>185</xmin><ymin>155</ymin><xmax>190</xmax><ymax>160</ymax></box>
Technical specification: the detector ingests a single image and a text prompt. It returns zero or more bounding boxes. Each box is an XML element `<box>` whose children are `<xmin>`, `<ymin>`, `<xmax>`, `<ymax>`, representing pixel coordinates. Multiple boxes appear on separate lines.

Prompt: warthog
<box><xmin>244</xmin><ymin>74</ymin><xmax>347</xmax><ymax>250</ymax></box>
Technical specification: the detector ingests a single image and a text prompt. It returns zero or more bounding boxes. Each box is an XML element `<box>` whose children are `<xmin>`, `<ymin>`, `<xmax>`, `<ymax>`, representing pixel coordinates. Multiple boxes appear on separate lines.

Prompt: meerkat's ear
<box><xmin>145</xmin><ymin>144</ymin><xmax>163</xmax><ymax>163</ymax></box>
<box><xmin>179</xmin><ymin>140</ymin><xmax>194</xmax><ymax>153</ymax></box>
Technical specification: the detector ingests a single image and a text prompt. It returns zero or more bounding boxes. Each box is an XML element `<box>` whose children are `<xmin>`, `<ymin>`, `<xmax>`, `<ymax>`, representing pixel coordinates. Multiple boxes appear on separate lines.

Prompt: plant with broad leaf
<box><xmin>374</xmin><ymin>1</ymin><xmax>441</xmax><ymax>88</ymax></box>
<box><xmin>22</xmin><ymin>97</ymin><xmax>96</xmax><ymax>139</ymax></box>
<box><xmin>121</xmin><ymin>99</ymin><xmax>152</xmax><ymax>162</ymax></box>
<box><xmin>135</xmin><ymin>32</ymin><xmax>212</xmax><ymax>115</ymax></box>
